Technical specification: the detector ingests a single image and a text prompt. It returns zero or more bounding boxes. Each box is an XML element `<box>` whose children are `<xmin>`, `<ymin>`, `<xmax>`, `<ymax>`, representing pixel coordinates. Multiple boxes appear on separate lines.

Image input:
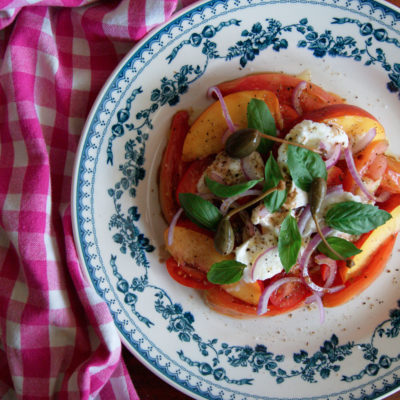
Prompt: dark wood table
<box><xmin>124</xmin><ymin>0</ymin><xmax>400</xmax><ymax>397</ymax></box>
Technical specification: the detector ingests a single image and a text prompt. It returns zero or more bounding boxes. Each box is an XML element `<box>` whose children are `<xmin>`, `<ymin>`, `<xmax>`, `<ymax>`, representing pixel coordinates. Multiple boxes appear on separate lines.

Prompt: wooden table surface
<box><xmin>124</xmin><ymin>0</ymin><xmax>400</xmax><ymax>398</ymax></box>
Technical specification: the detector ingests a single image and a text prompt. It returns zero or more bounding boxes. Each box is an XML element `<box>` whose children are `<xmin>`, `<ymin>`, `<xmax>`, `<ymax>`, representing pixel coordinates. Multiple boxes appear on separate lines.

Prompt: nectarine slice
<box><xmin>182</xmin><ymin>90</ymin><xmax>282</xmax><ymax>162</ymax></box>
<box><xmin>164</xmin><ymin>226</ymin><xmax>233</xmax><ymax>273</ymax></box>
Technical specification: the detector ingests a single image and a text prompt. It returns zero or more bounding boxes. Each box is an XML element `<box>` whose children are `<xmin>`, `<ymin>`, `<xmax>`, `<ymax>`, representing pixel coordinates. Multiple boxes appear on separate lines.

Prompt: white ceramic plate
<box><xmin>72</xmin><ymin>0</ymin><xmax>400</xmax><ymax>398</ymax></box>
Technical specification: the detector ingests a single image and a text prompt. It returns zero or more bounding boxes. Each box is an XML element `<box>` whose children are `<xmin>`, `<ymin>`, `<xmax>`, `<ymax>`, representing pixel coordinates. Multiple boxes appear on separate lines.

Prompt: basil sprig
<box><xmin>205</xmin><ymin>176</ymin><xmax>261</xmax><ymax>198</ymax></box>
<box><xmin>207</xmin><ymin>260</ymin><xmax>246</xmax><ymax>284</ymax></box>
<box><xmin>263</xmin><ymin>154</ymin><xmax>287</xmax><ymax>213</ymax></box>
<box><xmin>317</xmin><ymin>236</ymin><xmax>362</xmax><ymax>260</ymax></box>
<box><xmin>247</xmin><ymin>98</ymin><xmax>276</xmax><ymax>154</ymax></box>
<box><xmin>325</xmin><ymin>201</ymin><xmax>392</xmax><ymax>235</ymax></box>
<box><xmin>179</xmin><ymin>193</ymin><xmax>222</xmax><ymax>230</ymax></box>
<box><xmin>278</xmin><ymin>215</ymin><xmax>301</xmax><ymax>272</ymax></box>
<box><xmin>287</xmin><ymin>145</ymin><xmax>327</xmax><ymax>192</ymax></box>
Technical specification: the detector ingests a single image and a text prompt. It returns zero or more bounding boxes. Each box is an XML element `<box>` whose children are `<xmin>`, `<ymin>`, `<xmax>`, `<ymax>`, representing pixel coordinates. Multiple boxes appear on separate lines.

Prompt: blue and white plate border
<box><xmin>72</xmin><ymin>0</ymin><xmax>400</xmax><ymax>399</ymax></box>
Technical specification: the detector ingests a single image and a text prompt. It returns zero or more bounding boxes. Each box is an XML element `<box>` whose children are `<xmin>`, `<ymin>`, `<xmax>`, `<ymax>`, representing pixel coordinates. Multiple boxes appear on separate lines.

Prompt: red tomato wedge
<box><xmin>327</xmin><ymin>165</ymin><xmax>344</xmax><ymax>187</ymax></box>
<box><xmin>204</xmin><ymin>286</ymin><xmax>306</xmax><ymax>318</ymax></box>
<box><xmin>176</xmin><ymin>156</ymin><xmax>213</xmax><ymax>205</ymax></box>
<box><xmin>343</xmin><ymin>140</ymin><xmax>388</xmax><ymax>192</ymax></box>
<box><xmin>269</xmin><ymin>279</ymin><xmax>310</xmax><ymax>309</ymax></box>
<box><xmin>380</xmin><ymin>155</ymin><xmax>400</xmax><ymax>194</ymax></box>
<box><xmin>216</xmin><ymin>73</ymin><xmax>344</xmax><ymax>112</ymax></box>
<box><xmin>159</xmin><ymin>111</ymin><xmax>190</xmax><ymax>223</ymax></box>
<box><xmin>166</xmin><ymin>257</ymin><xmax>215</xmax><ymax>290</ymax></box>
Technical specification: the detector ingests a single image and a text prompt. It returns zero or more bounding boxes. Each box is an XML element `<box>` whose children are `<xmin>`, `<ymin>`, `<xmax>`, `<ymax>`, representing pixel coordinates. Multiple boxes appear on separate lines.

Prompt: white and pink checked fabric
<box><xmin>0</xmin><ymin>1</ymin><xmax>196</xmax><ymax>398</ymax></box>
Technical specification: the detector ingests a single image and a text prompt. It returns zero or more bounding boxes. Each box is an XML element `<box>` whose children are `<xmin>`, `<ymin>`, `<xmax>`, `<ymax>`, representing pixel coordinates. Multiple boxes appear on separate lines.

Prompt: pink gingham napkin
<box><xmin>0</xmin><ymin>1</ymin><xmax>199</xmax><ymax>398</ymax></box>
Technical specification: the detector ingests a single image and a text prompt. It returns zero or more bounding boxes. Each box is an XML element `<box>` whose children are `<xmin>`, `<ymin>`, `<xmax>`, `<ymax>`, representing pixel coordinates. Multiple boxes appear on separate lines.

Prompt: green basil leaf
<box><xmin>317</xmin><ymin>236</ymin><xmax>362</xmax><ymax>260</ymax></box>
<box><xmin>278</xmin><ymin>215</ymin><xmax>301</xmax><ymax>273</ymax></box>
<box><xmin>325</xmin><ymin>201</ymin><xmax>392</xmax><ymax>235</ymax></box>
<box><xmin>205</xmin><ymin>176</ymin><xmax>261</xmax><ymax>198</ymax></box>
<box><xmin>287</xmin><ymin>145</ymin><xmax>327</xmax><ymax>192</ymax></box>
<box><xmin>263</xmin><ymin>153</ymin><xmax>287</xmax><ymax>212</ymax></box>
<box><xmin>179</xmin><ymin>193</ymin><xmax>222</xmax><ymax>231</ymax></box>
<box><xmin>207</xmin><ymin>260</ymin><xmax>246</xmax><ymax>284</ymax></box>
<box><xmin>247</xmin><ymin>98</ymin><xmax>276</xmax><ymax>154</ymax></box>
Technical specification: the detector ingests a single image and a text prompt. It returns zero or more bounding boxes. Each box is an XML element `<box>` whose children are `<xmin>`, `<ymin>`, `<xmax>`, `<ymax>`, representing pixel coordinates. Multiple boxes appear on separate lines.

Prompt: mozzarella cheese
<box><xmin>303</xmin><ymin>190</ymin><xmax>364</xmax><ymax>240</ymax></box>
<box><xmin>236</xmin><ymin>232</ymin><xmax>283</xmax><ymax>282</ymax></box>
<box><xmin>278</xmin><ymin>120</ymin><xmax>349</xmax><ymax>169</ymax></box>
<box><xmin>197</xmin><ymin>151</ymin><xmax>264</xmax><ymax>193</ymax></box>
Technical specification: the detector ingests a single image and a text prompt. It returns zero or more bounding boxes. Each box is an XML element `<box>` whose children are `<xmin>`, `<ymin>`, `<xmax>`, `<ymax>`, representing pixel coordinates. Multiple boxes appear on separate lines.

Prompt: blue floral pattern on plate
<box><xmin>73</xmin><ymin>0</ymin><xmax>400</xmax><ymax>399</ymax></box>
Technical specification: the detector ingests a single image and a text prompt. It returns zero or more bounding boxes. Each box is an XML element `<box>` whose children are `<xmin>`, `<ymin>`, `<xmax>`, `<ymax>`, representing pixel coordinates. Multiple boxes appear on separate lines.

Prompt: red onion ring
<box><xmin>241</xmin><ymin>155</ymin><xmax>261</xmax><ymax>181</ymax></box>
<box><xmin>221</xmin><ymin>128</ymin><xmax>234</xmax><ymax>144</ymax></box>
<box><xmin>314</xmin><ymin>254</ymin><xmax>338</xmax><ymax>288</ymax></box>
<box><xmin>168</xmin><ymin>208</ymin><xmax>183</xmax><ymax>246</ymax></box>
<box><xmin>292</xmin><ymin>81</ymin><xmax>308</xmax><ymax>115</ymax></box>
<box><xmin>305</xmin><ymin>292</ymin><xmax>326</xmax><ymax>324</ymax></box>
<box><xmin>297</xmin><ymin>204</ymin><xmax>311</xmax><ymax>234</ymax></box>
<box><xmin>325</xmin><ymin>144</ymin><xmax>341</xmax><ymax>169</ymax></box>
<box><xmin>352</xmin><ymin>128</ymin><xmax>377</xmax><ymax>154</ymax></box>
<box><xmin>257</xmin><ymin>277</ymin><xmax>303</xmax><ymax>315</ymax></box>
<box><xmin>251</xmin><ymin>246</ymin><xmax>276</xmax><ymax>281</ymax></box>
<box><xmin>301</xmin><ymin>229</ymin><xmax>345</xmax><ymax>294</ymax></box>
<box><xmin>299</xmin><ymin>227</ymin><xmax>345</xmax><ymax>294</ymax></box>
<box><xmin>327</xmin><ymin>185</ymin><xmax>343</xmax><ymax>195</ymax></box>
<box><xmin>208</xmin><ymin>171</ymin><xmax>225</xmax><ymax>185</ymax></box>
<box><xmin>344</xmin><ymin>145</ymin><xmax>386</xmax><ymax>202</ymax></box>
<box><xmin>220</xmin><ymin>189</ymin><xmax>262</xmax><ymax>214</ymax></box>
<box><xmin>299</xmin><ymin>226</ymin><xmax>333</xmax><ymax>272</ymax></box>
<box><xmin>207</xmin><ymin>86</ymin><xmax>236</xmax><ymax>133</ymax></box>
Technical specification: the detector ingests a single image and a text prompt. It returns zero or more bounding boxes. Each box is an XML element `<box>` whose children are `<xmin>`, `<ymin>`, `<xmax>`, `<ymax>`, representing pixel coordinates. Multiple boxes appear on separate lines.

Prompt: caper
<box><xmin>225</xmin><ymin>128</ymin><xmax>261</xmax><ymax>159</ymax></box>
<box><xmin>214</xmin><ymin>218</ymin><xmax>235</xmax><ymax>255</ymax></box>
<box><xmin>309</xmin><ymin>177</ymin><xmax>327</xmax><ymax>215</ymax></box>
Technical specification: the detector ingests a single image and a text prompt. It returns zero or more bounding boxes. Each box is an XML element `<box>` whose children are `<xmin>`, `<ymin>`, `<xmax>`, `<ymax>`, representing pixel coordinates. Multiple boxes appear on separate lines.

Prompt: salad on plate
<box><xmin>159</xmin><ymin>72</ymin><xmax>400</xmax><ymax>321</ymax></box>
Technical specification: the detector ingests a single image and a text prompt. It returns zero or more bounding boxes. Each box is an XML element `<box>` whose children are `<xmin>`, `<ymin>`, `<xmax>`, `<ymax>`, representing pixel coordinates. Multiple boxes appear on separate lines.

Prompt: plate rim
<box><xmin>71</xmin><ymin>0</ymin><xmax>400</xmax><ymax>399</ymax></box>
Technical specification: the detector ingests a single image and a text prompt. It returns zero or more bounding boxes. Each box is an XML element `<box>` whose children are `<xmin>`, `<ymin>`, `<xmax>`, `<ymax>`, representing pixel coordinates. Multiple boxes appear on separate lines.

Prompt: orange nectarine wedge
<box><xmin>182</xmin><ymin>90</ymin><xmax>282</xmax><ymax>162</ymax></box>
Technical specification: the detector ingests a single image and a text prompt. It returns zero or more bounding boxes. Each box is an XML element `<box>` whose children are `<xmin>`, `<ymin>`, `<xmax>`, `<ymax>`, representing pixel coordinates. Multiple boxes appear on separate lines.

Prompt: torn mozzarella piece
<box><xmin>302</xmin><ymin>191</ymin><xmax>364</xmax><ymax>241</ymax></box>
<box><xmin>277</xmin><ymin>120</ymin><xmax>349</xmax><ymax>171</ymax></box>
<box><xmin>236</xmin><ymin>232</ymin><xmax>283</xmax><ymax>282</ymax></box>
<box><xmin>197</xmin><ymin>151</ymin><xmax>264</xmax><ymax>193</ymax></box>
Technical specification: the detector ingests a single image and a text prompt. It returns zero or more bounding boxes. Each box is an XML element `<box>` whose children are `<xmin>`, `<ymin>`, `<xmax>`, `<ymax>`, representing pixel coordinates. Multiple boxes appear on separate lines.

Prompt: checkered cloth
<box><xmin>0</xmin><ymin>1</ymin><xmax>195</xmax><ymax>398</ymax></box>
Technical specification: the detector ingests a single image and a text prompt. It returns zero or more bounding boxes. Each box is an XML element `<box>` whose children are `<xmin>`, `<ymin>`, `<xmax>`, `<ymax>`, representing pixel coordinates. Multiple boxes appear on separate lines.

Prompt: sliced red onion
<box><xmin>241</xmin><ymin>155</ymin><xmax>261</xmax><ymax>181</ymax></box>
<box><xmin>208</xmin><ymin>86</ymin><xmax>236</xmax><ymax>133</ymax></box>
<box><xmin>352</xmin><ymin>128</ymin><xmax>377</xmax><ymax>154</ymax></box>
<box><xmin>344</xmin><ymin>145</ymin><xmax>381</xmax><ymax>202</ymax></box>
<box><xmin>220</xmin><ymin>189</ymin><xmax>262</xmax><ymax>214</ymax></box>
<box><xmin>297</xmin><ymin>204</ymin><xmax>311</xmax><ymax>234</ymax></box>
<box><xmin>305</xmin><ymin>292</ymin><xmax>326</xmax><ymax>324</ymax></box>
<box><xmin>325</xmin><ymin>144</ymin><xmax>341</xmax><ymax>169</ymax></box>
<box><xmin>301</xmin><ymin>230</ymin><xmax>345</xmax><ymax>294</ymax></box>
<box><xmin>221</xmin><ymin>128</ymin><xmax>234</xmax><ymax>144</ymax></box>
<box><xmin>292</xmin><ymin>81</ymin><xmax>308</xmax><ymax>115</ymax></box>
<box><xmin>168</xmin><ymin>208</ymin><xmax>183</xmax><ymax>246</ymax></box>
<box><xmin>299</xmin><ymin>226</ymin><xmax>333</xmax><ymax>273</ymax></box>
<box><xmin>208</xmin><ymin>171</ymin><xmax>225</xmax><ymax>185</ymax></box>
<box><xmin>314</xmin><ymin>254</ymin><xmax>337</xmax><ymax>288</ymax></box>
<box><xmin>257</xmin><ymin>277</ymin><xmax>303</xmax><ymax>315</ymax></box>
<box><xmin>327</xmin><ymin>185</ymin><xmax>343</xmax><ymax>195</ymax></box>
<box><xmin>251</xmin><ymin>246</ymin><xmax>276</xmax><ymax>281</ymax></box>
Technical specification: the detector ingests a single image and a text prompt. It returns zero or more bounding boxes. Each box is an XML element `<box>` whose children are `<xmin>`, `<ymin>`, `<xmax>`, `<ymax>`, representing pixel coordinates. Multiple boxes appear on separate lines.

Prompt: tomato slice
<box><xmin>343</xmin><ymin>140</ymin><xmax>388</xmax><ymax>192</ymax></box>
<box><xmin>176</xmin><ymin>156</ymin><xmax>213</xmax><ymax>205</ymax></box>
<box><xmin>380</xmin><ymin>155</ymin><xmax>400</xmax><ymax>194</ymax></box>
<box><xmin>216</xmin><ymin>73</ymin><xmax>343</xmax><ymax>113</ymax></box>
<box><xmin>159</xmin><ymin>111</ymin><xmax>190</xmax><ymax>223</ymax></box>
<box><xmin>268</xmin><ymin>275</ymin><xmax>310</xmax><ymax>309</ymax></box>
<box><xmin>327</xmin><ymin>165</ymin><xmax>344</xmax><ymax>187</ymax></box>
<box><xmin>166</xmin><ymin>257</ymin><xmax>214</xmax><ymax>290</ymax></box>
